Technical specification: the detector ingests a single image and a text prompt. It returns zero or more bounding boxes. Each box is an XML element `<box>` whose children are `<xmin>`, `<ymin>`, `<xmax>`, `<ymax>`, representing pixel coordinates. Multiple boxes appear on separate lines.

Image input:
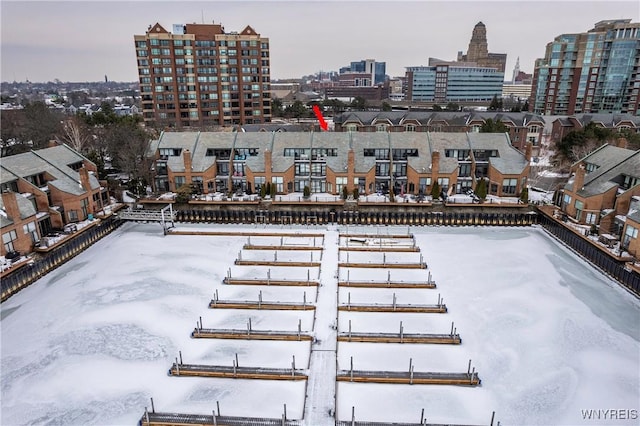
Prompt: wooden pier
<box><xmin>337</xmin><ymin>332</ymin><xmax>460</xmax><ymax>344</ymax></box>
<box><xmin>338</xmin><ymin>303</ymin><xmax>447</xmax><ymax>313</ymax></box>
<box><xmin>339</xmin><ymin>246</ymin><xmax>420</xmax><ymax>252</ymax></box>
<box><xmin>338</xmin><ymin>262</ymin><xmax>427</xmax><ymax>269</ymax></box>
<box><xmin>336</xmin><ymin>369</ymin><xmax>480</xmax><ymax>386</ymax></box>
<box><xmin>192</xmin><ymin>328</ymin><xmax>313</xmax><ymax>341</ymax></box>
<box><xmin>223</xmin><ymin>277</ymin><xmax>319</xmax><ymax>287</ymax></box>
<box><xmin>170</xmin><ymin>230</ymin><xmax>324</xmax><ymax>238</ymax></box>
<box><xmin>243</xmin><ymin>244</ymin><xmax>323</xmax><ymax>251</ymax></box>
<box><xmin>340</xmin><ymin>233</ymin><xmax>414</xmax><ymax>239</ymax></box>
<box><xmin>139</xmin><ymin>411</ymin><xmax>302</xmax><ymax>426</ymax></box>
<box><xmin>338</xmin><ymin>280</ymin><xmax>435</xmax><ymax>289</ymax></box>
<box><xmin>234</xmin><ymin>260</ymin><xmax>321</xmax><ymax>267</ymax></box>
<box><xmin>209</xmin><ymin>300</ymin><xmax>315</xmax><ymax>311</ymax></box>
<box><xmin>168</xmin><ymin>363</ymin><xmax>307</xmax><ymax>381</ymax></box>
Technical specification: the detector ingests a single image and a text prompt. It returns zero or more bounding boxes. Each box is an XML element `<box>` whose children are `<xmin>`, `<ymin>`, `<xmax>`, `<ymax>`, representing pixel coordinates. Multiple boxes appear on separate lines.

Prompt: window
<box><xmin>563</xmin><ymin>193</ymin><xmax>572</xmax><ymax>208</ymax></box>
<box><xmin>336</xmin><ymin>177</ymin><xmax>347</xmax><ymax>194</ymax></box>
<box><xmin>81</xmin><ymin>198</ymin><xmax>89</xmax><ymax>219</ymax></box>
<box><xmin>502</xmin><ymin>178</ymin><xmax>517</xmax><ymax>195</ymax></box>
<box><xmin>622</xmin><ymin>225</ymin><xmax>638</xmax><ymax>249</ymax></box>
<box><xmin>585</xmin><ymin>212</ymin><xmax>597</xmax><ymax>225</ymax></box>
<box><xmin>419</xmin><ymin>177</ymin><xmax>431</xmax><ymax>193</ymax></box>
<box><xmin>271</xmin><ymin>176</ymin><xmax>283</xmax><ymax>193</ymax></box>
<box><xmin>174</xmin><ymin>176</ymin><xmax>186</xmax><ymax>189</ymax></box>
<box><xmin>254</xmin><ymin>176</ymin><xmax>266</xmax><ymax>192</ymax></box>
<box><xmin>437</xmin><ymin>178</ymin><xmax>449</xmax><ymax>192</ymax></box>
<box><xmin>376</xmin><ymin>124</ymin><xmax>388</xmax><ymax>132</ymax></box>
<box><xmin>575</xmin><ymin>199</ymin><xmax>584</xmax><ymax>221</ymax></box>
<box><xmin>68</xmin><ymin>210</ymin><xmax>78</xmax><ymax>222</ymax></box>
<box><xmin>2</xmin><ymin>230</ymin><xmax>18</xmax><ymax>252</ymax></box>
<box><xmin>346</xmin><ymin>124</ymin><xmax>359</xmax><ymax>132</ymax></box>
<box><xmin>23</xmin><ymin>222</ymin><xmax>39</xmax><ymax>243</ymax></box>
<box><xmin>406</xmin><ymin>124</ymin><xmax>415</xmax><ymax>132</ymax></box>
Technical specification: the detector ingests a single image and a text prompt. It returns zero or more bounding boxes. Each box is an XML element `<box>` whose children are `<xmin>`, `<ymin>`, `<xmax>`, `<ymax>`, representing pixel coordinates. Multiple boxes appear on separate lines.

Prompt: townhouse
<box><xmin>1</xmin><ymin>143</ymin><xmax>109</xmax><ymax>256</ymax></box>
<box><xmin>333</xmin><ymin>111</ymin><xmax>545</xmax><ymax>155</ymax></box>
<box><xmin>550</xmin><ymin>113</ymin><xmax>640</xmax><ymax>143</ymax></box>
<box><xmin>147</xmin><ymin>131</ymin><xmax>530</xmax><ymax>200</ymax></box>
<box><xmin>559</xmin><ymin>142</ymin><xmax>640</xmax><ymax>251</ymax></box>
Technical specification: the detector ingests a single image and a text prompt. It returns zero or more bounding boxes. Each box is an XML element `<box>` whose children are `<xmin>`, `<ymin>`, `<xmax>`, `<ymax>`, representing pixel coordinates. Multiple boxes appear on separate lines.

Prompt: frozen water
<box><xmin>1</xmin><ymin>223</ymin><xmax>638</xmax><ymax>425</ymax></box>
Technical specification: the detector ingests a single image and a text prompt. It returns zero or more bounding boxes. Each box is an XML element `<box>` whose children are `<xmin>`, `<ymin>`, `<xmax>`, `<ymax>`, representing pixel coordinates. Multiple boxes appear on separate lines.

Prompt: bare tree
<box><xmin>569</xmin><ymin>138</ymin><xmax>605</xmax><ymax>162</ymax></box>
<box><xmin>56</xmin><ymin>116</ymin><xmax>91</xmax><ymax>153</ymax></box>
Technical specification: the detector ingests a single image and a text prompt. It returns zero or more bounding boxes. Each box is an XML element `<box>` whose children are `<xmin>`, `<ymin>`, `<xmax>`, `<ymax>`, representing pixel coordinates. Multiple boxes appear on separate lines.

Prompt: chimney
<box><xmin>1</xmin><ymin>191</ymin><xmax>21</xmax><ymax>223</ymax></box>
<box><xmin>183</xmin><ymin>149</ymin><xmax>192</xmax><ymax>171</ymax></box>
<box><xmin>264</xmin><ymin>149</ymin><xmax>272</xmax><ymax>181</ymax></box>
<box><xmin>573</xmin><ymin>163</ymin><xmax>586</xmax><ymax>193</ymax></box>
<box><xmin>431</xmin><ymin>151</ymin><xmax>440</xmax><ymax>181</ymax></box>
<box><xmin>617</xmin><ymin>137</ymin><xmax>628</xmax><ymax>149</ymax></box>
<box><xmin>525</xmin><ymin>142</ymin><xmax>532</xmax><ymax>162</ymax></box>
<box><xmin>79</xmin><ymin>166</ymin><xmax>91</xmax><ymax>191</ymax></box>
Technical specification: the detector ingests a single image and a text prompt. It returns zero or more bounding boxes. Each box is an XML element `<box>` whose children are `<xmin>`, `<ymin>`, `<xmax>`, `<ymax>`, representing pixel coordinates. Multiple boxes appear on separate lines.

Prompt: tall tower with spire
<box><xmin>457</xmin><ymin>22</ymin><xmax>507</xmax><ymax>73</ymax></box>
<box><xmin>512</xmin><ymin>57</ymin><xmax>520</xmax><ymax>83</ymax></box>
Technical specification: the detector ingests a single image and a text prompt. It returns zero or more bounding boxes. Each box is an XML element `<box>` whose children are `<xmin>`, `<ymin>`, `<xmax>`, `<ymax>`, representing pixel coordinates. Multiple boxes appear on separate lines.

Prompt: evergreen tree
<box><xmin>431</xmin><ymin>181</ymin><xmax>440</xmax><ymax>200</ymax></box>
<box><xmin>352</xmin><ymin>188</ymin><xmax>360</xmax><ymax>200</ymax></box>
<box><xmin>520</xmin><ymin>187</ymin><xmax>529</xmax><ymax>204</ymax></box>
<box><xmin>475</xmin><ymin>178</ymin><xmax>487</xmax><ymax>201</ymax></box>
<box><xmin>303</xmin><ymin>185</ymin><xmax>310</xmax><ymax>198</ymax></box>
<box><xmin>342</xmin><ymin>185</ymin><xmax>349</xmax><ymax>200</ymax></box>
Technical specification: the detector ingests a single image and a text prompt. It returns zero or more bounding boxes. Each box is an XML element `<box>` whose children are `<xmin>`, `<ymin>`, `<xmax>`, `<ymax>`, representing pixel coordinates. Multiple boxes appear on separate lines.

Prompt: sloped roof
<box><xmin>467</xmin><ymin>132</ymin><xmax>528</xmax><ymax>175</ymax></box>
<box><xmin>1</xmin><ymin>145</ymin><xmax>100</xmax><ymax>196</ymax></box>
<box><xmin>566</xmin><ymin>148</ymin><xmax>640</xmax><ymax>197</ymax></box>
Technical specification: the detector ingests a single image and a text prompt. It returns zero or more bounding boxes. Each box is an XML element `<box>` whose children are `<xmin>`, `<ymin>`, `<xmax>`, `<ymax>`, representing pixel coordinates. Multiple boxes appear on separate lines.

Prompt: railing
<box><xmin>538</xmin><ymin>212</ymin><xmax>640</xmax><ymax>296</ymax></box>
<box><xmin>1</xmin><ymin>216</ymin><xmax>124</xmax><ymax>302</ymax></box>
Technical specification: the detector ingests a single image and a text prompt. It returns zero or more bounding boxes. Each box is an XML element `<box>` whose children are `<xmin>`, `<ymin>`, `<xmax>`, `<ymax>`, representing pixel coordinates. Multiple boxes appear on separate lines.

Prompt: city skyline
<box><xmin>1</xmin><ymin>0</ymin><xmax>639</xmax><ymax>83</ymax></box>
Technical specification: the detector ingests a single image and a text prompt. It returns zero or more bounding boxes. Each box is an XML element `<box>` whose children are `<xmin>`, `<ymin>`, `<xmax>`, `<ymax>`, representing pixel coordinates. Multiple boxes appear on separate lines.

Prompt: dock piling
<box><xmin>179</xmin><ymin>351</ymin><xmax>183</xmax><ymax>365</ymax></box>
<box><xmin>150</xmin><ymin>397</ymin><xmax>155</xmax><ymax>413</ymax></box>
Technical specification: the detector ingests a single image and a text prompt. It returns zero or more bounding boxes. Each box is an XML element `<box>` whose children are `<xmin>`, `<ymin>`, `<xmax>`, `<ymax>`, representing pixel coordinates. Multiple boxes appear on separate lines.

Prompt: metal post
<box><xmin>259</xmin><ymin>291</ymin><xmax>262</xmax><ymax>309</ymax></box>
<box><xmin>410</xmin><ymin>365</ymin><xmax>414</xmax><ymax>384</ymax></box>
<box><xmin>348</xmin><ymin>292</ymin><xmax>351</xmax><ymax>310</ymax></box>
<box><xmin>150</xmin><ymin>397</ymin><xmax>155</xmax><ymax>413</ymax></box>
<box><xmin>298</xmin><ymin>319</ymin><xmax>301</xmax><ymax>340</ymax></box>
<box><xmin>349</xmin><ymin>320</ymin><xmax>352</xmax><ymax>339</ymax></box>
<box><xmin>175</xmin><ymin>357</ymin><xmax>180</xmax><ymax>375</ymax></box>
<box><xmin>217</xmin><ymin>401</ymin><xmax>220</xmax><ymax>417</ymax></box>
<box><xmin>233</xmin><ymin>359</ymin><xmax>237</xmax><ymax>376</ymax></box>
<box><xmin>387</xmin><ymin>270</ymin><xmax>391</xmax><ymax>286</ymax></box>
<box><xmin>350</xmin><ymin>356</ymin><xmax>354</xmax><ymax>382</ymax></box>
<box><xmin>303</xmin><ymin>291</ymin><xmax>306</xmax><ymax>307</ymax></box>
<box><xmin>383</xmin><ymin>252</ymin><xmax>386</xmax><ymax>265</ymax></box>
<box><xmin>284</xmin><ymin>403</ymin><xmax>287</xmax><ymax>421</ymax></box>
<box><xmin>199</xmin><ymin>316</ymin><xmax>203</xmax><ymax>331</ymax></box>
<box><xmin>351</xmin><ymin>406</ymin><xmax>355</xmax><ymax>426</ymax></box>
<box><xmin>400</xmin><ymin>321</ymin><xmax>403</xmax><ymax>343</ymax></box>
<box><xmin>213</xmin><ymin>410</ymin><xmax>217</xmax><ymax>426</ymax></box>
<box><xmin>393</xmin><ymin>293</ymin><xmax>396</xmax><ymax>311</ymax></box>
<box><xmin>467</xmin><ymin>359</ymin><xmax>472</xmax><ymax>375</ymax></box>
<box><xmin>235</xmin><ymin>353</ymin><xmax>239</xmax><ymax>368</ymax></box>
<box><xmin>420</xmin><ymin>408</ymin><xmax>424</xmax><ymax>424</ymax></box>
<box><xmin>274</xmin><ymin>251</ymin><xmax>277</xmax><ymax>261</ymax></box>
<box><xmin>490</xmin><ymin>411</ymin><xmax>495</xmax><ymax>426</ymax></box>
<box><xmin>451</xmin><ymin>321</ymin><xmax>454</xmax><ymax>336</ymax></box>
<box><xmin>144</xmin><ymin>407</ymin><xmax>149</xmax><ymax>423</ymax></box>
<box><xmin>238</xmin><ymin>250</ymin><xmax>242</xmax><ymax>261</ymax></box>
<box><xmin>248</xmin><ymin>318</ymin><xmax>252</xmax><ymax>335</ymax></box>
<box><xmin>179</xmin><ymin>351</ymin><xmax>183</xmax><ymax>365</ymax></box>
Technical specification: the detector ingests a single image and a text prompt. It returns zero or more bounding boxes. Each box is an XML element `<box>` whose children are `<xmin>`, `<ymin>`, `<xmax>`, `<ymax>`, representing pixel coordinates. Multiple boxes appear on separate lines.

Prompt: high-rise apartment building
<box><xmin>457</xmin><ymin>22</ymin><xmax>507</xmax><ymax>73</ymax></box>
<box><xmin>134</xmin><ymin>22</ymin><xmax>271</xmax><ymax>128</ymax></box>
<box><xmin>530</xmin><ymin>19</ymin><xmax>640</xmax><ymax>116</ymax></box>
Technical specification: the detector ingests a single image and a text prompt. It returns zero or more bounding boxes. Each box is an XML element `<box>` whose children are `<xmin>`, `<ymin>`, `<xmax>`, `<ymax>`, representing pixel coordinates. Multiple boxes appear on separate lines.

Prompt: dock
<box><xmin>337</xmin><ymin>332</ymin><xmax>461</xmax><ymax>344</ymax></box>
<box><xmin>338</xmin><ymin>280</ymin><xmax>436</xmax><ymax>289</ymax></box>
<box><xmin>234</xmin><ymin>260</ymin><xmax>321</xmax><ymax>267</ymax></box>
<box><xmin>243</xmin><ymin>244</ymin><xmax>323</xmax><ymax>251</ymax></box>
<box><xmin>336</xmin><ymin>369</ymin><xmax>480</xmax><ymax>386</ymax></box>
<box><xmin>209</xmin><ymin>300</ymin><xmax>315</xmax><ymax>311</ymax></box>
<box><xmin>139</xmin><ymin>411</ymin><xmax>302</xmax><ymax>426</ymax></box>
<box><xmin>338</xmin><ymin>303</ymin><xmax>447</xmax><ymax>313</ymax></box>
<box><xmin>338</xmin><ymin>262</ymin><xmax>427</xmax><ymax>269</ymax></box>
<box><xmin>168</xmin><ymin>362</ymin><xmax>308</xmax><ymax>381</ymax></box>
<box><xmin>192</xmin><ymin>327</ymin><xmax>313</xmax><ymax>341</ymax></box>
<box><xmin>339</xmin><ymin>246</ymin><xmax>421</xmax><ymax>252</ymax></box>
<box><xmin>223</xmin><ymin>277</ymin><xmax>319</xmax><ymax>287</ymax></box>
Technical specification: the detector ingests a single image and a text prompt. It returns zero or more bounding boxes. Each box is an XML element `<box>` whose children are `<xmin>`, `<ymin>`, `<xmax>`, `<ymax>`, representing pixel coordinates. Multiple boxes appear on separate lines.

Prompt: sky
<box><xmin>1</xmin><ymin>0</ymin><xmax>639</xmax><ymax>83</ymax></box>
<box><xmin>1</xmin><ymin>224</ymin><xmax>638</xmax><ymax>424</ymax></box>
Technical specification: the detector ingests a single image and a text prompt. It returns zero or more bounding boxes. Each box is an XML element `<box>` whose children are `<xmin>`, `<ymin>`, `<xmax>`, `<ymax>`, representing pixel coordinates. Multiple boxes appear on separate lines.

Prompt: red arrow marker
<box><xmin>312</xmin><ymin>104</ymin><xmax>328</xmax><ymax>131</ymax></box>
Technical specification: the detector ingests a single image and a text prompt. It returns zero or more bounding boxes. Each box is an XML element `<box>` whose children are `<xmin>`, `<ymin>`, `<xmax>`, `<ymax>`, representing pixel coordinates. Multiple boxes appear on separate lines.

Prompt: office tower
<box><xmin>134</xmin><ymin>21</ymin><xmax>271</xmax><ymax>128</ymax></box>
<box><xmin>530</xmin><ymin>19</ymin><xmax>639</xmax><ymax>115</ymax></box>
<box><xmin>457</xmin><ymin>22</ymin><xmax>507</xmax><ymax>73</ymax></box>
<box><xmin>406</xmin><ymin>60</ymin><xmax>504</xmax><ymax>104</ymax></box>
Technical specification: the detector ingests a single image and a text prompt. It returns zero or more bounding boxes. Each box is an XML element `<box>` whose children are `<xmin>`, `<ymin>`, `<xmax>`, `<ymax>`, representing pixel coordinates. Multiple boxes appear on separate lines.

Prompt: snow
<box><xmin>1</xmin><ymin>223</ymin><xmax>639</xmax><ymax>425</ymax></box>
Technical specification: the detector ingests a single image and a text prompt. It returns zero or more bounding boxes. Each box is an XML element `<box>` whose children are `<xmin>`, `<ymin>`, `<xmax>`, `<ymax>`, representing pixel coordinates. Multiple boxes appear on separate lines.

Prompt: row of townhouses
<box><xmin>1</xmin><ymin>143</ymin><xmax>109</xmax><ymax>257</ymax></box>
<box><xmin>148</xmin><ymin>131</ymin><xmax>532</xmax><ymax>198</ymax></box>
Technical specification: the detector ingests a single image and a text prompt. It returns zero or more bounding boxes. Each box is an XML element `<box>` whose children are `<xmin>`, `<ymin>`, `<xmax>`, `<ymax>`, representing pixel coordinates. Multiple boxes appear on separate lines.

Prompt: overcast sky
<box><xmin>1</xmin><ymin>0</ymin><xmax>639</xmax><ymax>83</ymax></box>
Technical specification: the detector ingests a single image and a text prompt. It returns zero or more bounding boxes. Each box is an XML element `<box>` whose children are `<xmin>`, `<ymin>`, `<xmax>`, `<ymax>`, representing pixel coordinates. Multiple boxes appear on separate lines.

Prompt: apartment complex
<box><xmin>0</xmin><ymin>143</ymin><xmax>109</xmax><ymax>256</ymax></box>
<box><xmin>530</xmin><ymin>19</ymin><xmax>640</xmax><ymax>116</ymax></box>
<box><xmin>134</xmin><ymin>22</ymin><xmax>271</xmax><ymax>129</ymax></box>
<box><xmin>147</xmin><ymin>131</ymin><xmax>530</xmax><ymax>199</ymax></box>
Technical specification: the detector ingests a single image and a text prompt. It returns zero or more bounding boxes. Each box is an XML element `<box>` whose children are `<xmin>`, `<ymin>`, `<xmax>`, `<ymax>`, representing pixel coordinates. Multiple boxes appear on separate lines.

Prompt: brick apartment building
<box><xmin>550</xmin><ymin>113</ymin><xmax>640</xmax><ymax>143</ymax></box>
<box><xmin>147</xmin><ymin>131</ymin><xmax>530</xmax><ymax>199</ymax></box>
<box><xmin>134</xmin><ymin>21</ymin><xmax>271</xmax><ymax>129</ymax></box>
<box><xmin>1</xmin><ymin>143</ymin><xmax>109</xmax><ymax>256</ymax></box>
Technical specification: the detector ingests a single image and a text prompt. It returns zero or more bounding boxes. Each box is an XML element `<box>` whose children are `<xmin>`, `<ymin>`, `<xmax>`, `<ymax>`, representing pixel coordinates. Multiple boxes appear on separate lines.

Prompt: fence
<box><xmin>538</xmin><ymin>213</ymin><xmax>640</xmax><ymax>296</ymax></box>
<box><xmin>1</xmin><ymin>217</ymin><xmax>124</xmax><ymax>302</ymax></box>
<box><xmin>173</xmin><ymin>209</ymin><xmax>539</xmax><ymax>227</ymax></box>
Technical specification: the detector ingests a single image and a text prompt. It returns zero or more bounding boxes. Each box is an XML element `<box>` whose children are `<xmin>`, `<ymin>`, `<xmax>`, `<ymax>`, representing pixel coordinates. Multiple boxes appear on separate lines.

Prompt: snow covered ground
<box><xmin>1</xmin><ymin>223</ymin><xmax>638</xmax><ymax>425</ymax></box>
